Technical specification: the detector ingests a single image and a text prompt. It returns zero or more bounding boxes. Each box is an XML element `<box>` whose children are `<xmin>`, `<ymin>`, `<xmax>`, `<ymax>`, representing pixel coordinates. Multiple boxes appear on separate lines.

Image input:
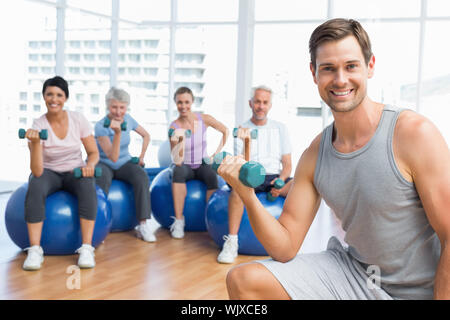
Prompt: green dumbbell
<box><xmin>202</xmin><ymin>156</ymin><xmax>212</xmax><ymax>165</ymax></box>
<box><xmin>267</xmin><ymin>178</ymin><xmax>285</xmax><ymax>201</ymax></box>
<box><xmin>130</xmin><ymin>156</ymin><xmax>144</xmax><ymax>167</ymax></box>
<box><xmin>211</xmin><ymin>151</ymin><xmax>266</xmax><ymax>188</ymax></box>
<box><xmin>103</xmin><ymin>118</ymin><xmax>127</xmax><ymax>131</ymax></box>
<box><xmin>233</xmin><ymin>128</ymin><xmax>258</xmax><ymax>139</ymax></box>
<box><xmin>18</xmin><ymin>128</ymin><xmax>48</xmax><ymax>140</ymax></box>
<box><xmin>168</xmin><ymin>128</ymin><xmax>192</xmax><ymax>139</ymax></box>
<box><xmin>73</xmin><ymin>167</ymin><xmax>102</xmax><ymax>179</ymax></box>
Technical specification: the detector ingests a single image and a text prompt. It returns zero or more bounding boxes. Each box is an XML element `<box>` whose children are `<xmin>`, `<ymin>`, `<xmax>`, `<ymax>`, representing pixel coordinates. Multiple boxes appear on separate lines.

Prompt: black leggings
<box><xmin>172</xmin><ymin>163</ymin><xmax>218</xmax><ymax>190</ymax></box>
<box><xmin>95</xmin><ymin>162</ymin><xmax>151</xmax><ymax>221</ymax></box>
<box><xmin>25</xmin><ymin>169</ymin><xmax>97</xmax><ymax>223</ymax></box>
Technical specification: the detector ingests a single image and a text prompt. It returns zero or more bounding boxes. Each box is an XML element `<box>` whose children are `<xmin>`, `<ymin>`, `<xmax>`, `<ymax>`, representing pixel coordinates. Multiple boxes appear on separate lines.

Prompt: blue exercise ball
<box><xmin>107</xmin><ymin>179</ymin><xmax>139</xmax><ymax>232</ymax></box>
<box><xmin>157</xmin><ymin>140</ymin><xmax>172</xmax><ymax>167</ymax></box>
<box><xmin>150</xmin><ymin>167</ymin><xmax>211</xmax><ymax>231</ymax></box>
<box><xmin>145</xmin><ymin>167</ymin><xmax>167</xmax><ymax>186</ymax></box>
<box><xmin>205</xmin><ymin>189</ymin><xmax>285</xmax><ymax>256</ymax></box>
<box><xmin>4</xmin><ymin>183</ymin><xmax>112</xmax><ymax>255</ymax></box>
<box><xmin>217</xmin><ymin>175</ymin><xmax>228</xmax><ymax>190</ymax></box>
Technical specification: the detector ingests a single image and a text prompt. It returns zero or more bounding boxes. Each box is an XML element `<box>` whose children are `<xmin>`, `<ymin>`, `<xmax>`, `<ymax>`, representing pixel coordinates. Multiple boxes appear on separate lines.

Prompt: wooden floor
<box><xmin>0</xmin><ymin>189</ymin><xmax>343</xmax><ymax>300</ymax></box>
<box><xmin>0</xmin><ymin>225</ymin><xmax>267</xmax><ymax>300</ymax></box>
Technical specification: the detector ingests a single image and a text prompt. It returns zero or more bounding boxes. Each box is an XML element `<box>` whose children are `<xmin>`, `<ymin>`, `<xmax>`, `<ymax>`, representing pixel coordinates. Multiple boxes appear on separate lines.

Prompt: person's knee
<box><xmin>205</xmin><ymin>174</ymin><xmax>218</xmax><ymax>190</ymax></box>
<box><xmin>95</xmin><ymin>164</ymin><xmax>113</xmax><ymax>194</ymax></box>
<box><xmin>78</xmin><ymin>196</ymin><xmax>97</xmax><ymax>220</ymax></box>
<box><xmin>71</xmin><ymin>179</ymin><xmax>97</xmax><ymax>219</ymax></box>
<box><xmin>28</xmin><ymin>173</ymin><xmax>51</xmax><ymax>193</ymax></box>
<box><xmin>172</xmin><ymin>165</ymin><xmax>188</xmax><ymax>183</ymax></box>
<box><xmin>96</xmin><ymin>176</ymin><xmax>112</xmax><ymax>195</ymax></box>
<box><xmin>226</xmin><ymin>263</ymin><xmax>262</xmax><ymax>299</ymax></box>
<box><xmin>201</xmin><ymin>166</ymin><xmax>218</xmax><ymax>189</ymax></box>
<box><xmin>227</xmin><ymin>263</ymin><xmax>290</xmax><ymax>300</ymax></box>
<box><xmin>130</xmin><ymin>169</ymin><xmax>150</xmax><ymax>190</ymax></box>
<box><xmin>27</xmin><ymin>182</ymin><xmax>46</xmax><ymax>198</ymax></box>
<box><xmin>25</xmin><ymin>176</ymin><xmax>51</xmax><ymax>208</ymax></box>
<box><xmin>226</xmin><ymin>265</ymin><xmax>246</xmax><ymax>299</ymax></box>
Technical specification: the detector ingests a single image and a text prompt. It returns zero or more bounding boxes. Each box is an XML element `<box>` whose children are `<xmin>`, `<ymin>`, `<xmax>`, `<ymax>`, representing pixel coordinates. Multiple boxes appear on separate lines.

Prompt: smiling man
<box><xmin>218</xmin><ymin>18</ymin><xmax>450</xmax><ymax>300</ymax></box>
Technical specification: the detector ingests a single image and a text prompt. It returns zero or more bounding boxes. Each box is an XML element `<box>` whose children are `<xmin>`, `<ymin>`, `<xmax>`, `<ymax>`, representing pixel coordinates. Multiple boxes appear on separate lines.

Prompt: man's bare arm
<box><xmin>218</xmin><ymin>134</ymin><xmax>322</xmax><ymax>262</ymax></box>
<box><xmin>395</xmin><ymin>111</ymin><xmax>450</xmax><ymax>299</ymax></box>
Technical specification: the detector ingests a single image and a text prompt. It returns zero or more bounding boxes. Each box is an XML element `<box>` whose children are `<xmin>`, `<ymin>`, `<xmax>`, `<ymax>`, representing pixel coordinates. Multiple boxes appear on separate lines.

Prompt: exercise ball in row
<box><xmin>104</xmin><ymin>168</ymin><xmax>167</xmax><ymax>232</ymax></box>
<box><xmin>206</xmin><ymin>190</ymin><xmax>285</xmax><ymax>256</ymax></box>
<box><xmin>145</xmin><ymin>167</ymin><xmax>168</xmax><ymax>185</ymax></box>
<box><xmin>157</xmin><ymin>140</ymin><xmax>172</xmax><ymax>167</ymax></box>
<box><xmin>150</xmin><ymin>167</ymin><xmax>207</xmax><ymax>231</ymax></box>
<box><xmin>107</xmin><ymin>179</ymin><xmax>139</xmax><ymax>232</ymax></box>
<box><xmin>5</xmin><ymin>184</ymin><xmax>111</xmax><ymax>255</ymax></box>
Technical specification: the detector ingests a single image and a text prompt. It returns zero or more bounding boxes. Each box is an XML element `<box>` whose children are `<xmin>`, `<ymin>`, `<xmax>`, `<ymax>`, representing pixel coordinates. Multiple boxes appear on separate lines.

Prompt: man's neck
<box><xmin>250</xmin><ymin>117</ymin><xmax>268</xmax><ymax>126</ymax></box>
<box><xmin>331</xmin><ymin>99</ymin><xmax>385</xmax><ymax>153</ymax></box>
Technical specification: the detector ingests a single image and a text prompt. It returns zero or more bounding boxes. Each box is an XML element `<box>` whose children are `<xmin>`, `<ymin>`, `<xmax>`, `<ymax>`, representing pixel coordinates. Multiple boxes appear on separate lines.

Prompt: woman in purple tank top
<box><xmin>168</xmin><ymin>87</ymin><xmax>229</xmax><ymax>239</ymax></box>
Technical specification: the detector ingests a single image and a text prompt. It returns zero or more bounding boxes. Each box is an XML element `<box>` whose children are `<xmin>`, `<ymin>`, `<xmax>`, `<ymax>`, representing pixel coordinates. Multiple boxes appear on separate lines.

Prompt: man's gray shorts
<box><xmin>256</xmin><ymin>237</ymin><xmax>393</xmax><ymax>300</ymax></box>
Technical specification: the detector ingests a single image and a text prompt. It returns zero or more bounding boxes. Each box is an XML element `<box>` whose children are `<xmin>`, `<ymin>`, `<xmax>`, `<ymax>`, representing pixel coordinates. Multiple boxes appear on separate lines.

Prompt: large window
<box><xmin>0</xmin><ymin>0</ymin><xmax>448</xmax><ymax>184</ymax></box>
<box><xmin>252</xmin><ymin>0</ymin><xmax>449</xmax><ymax>167</ymax></box>
<box><xmin>255</xmin><ymin>0</ymin><xmax>328</xmax><ymax>21</ymax></box>
<box><xmin>117</xmin><ymin>25</ymin><xmax>171</xmax><ymax>167</ymax></box>
<box><xmin>364</xmin><ymin>22</ymin><xmax>420</xmax><ymax>109</ymax></box>
<box><xmin>0</xmin><ymin>0</ymin><xmax>56</xmax><ymax>182</ymax></box>
<box><xmin>177</xmin><ymin>0</ymin><xmax>238</xmax><ymax>22</ymax></box>
<box><xmin>332</xmin><ymin>0</ymin><xmax>421</xmax><ymax>18</ymax></box>
<box><xmin>253</xmin><ymin>23</ymin><xmax>322</xmax><ymax>165</ymax></box>
<box><xmin>175</xmin><ymin>25</ymin><xmax>238</xmax><ymax>156</ymax></box>
<box><xmin>332</xmin><ymin>0</ymin><xmax>449</xmax><ymax>143</ymax></box>
<box><xmin>428</xmin><ymin>0</ymin><xmax>450</xmax><ymax>16</ymax></box>
<box><xmin>65</xmin><ymin>4</ymin><xmax>111</xmax><ymax>126</ymax></box>
<box><xmin>67</xmin><ymin>0</ymin><xmax>111</xmax><ymax>15</ymax></box>
<box><xmin>421</xmin><ymin>20</ymin><xmax>450</xmax><ymax>142</ymax></box>
<box><xmin>120</xmin><ymin>0</ymin><xmax>170</xmax><ymax>22</ymax></box>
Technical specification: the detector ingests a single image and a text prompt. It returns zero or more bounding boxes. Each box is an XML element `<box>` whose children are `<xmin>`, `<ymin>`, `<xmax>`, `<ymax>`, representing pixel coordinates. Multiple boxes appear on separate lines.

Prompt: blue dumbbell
<box><xmin>73</xmin><ymin>167</ymin><xmax>102</xmax><ymax>179</ymax></box>
<box><xmin>104</xmin><ymin>118</ymin><xmax>127</xmax><ymax>131</ymax></box>
<box><xmin>18</xmin><ymin>128</ymin><xmax>48</xmax><ymax>140</ymax></box>
<box><xmin>130</xmin><ymin>156</ymin><xmax>144</xmax><ymax>167</ymax></box>
<box><xmin>267</xmin><ymin>178</ymin><xmax>285</xmax><ymax>201</ymax></box>
<box><xmin>211</xmin><ymin>151</ymin><xmax>266</xmax><ymax>188</ymax></box>
<box><xmin>233</xmin><ymin>128</ymin><xmax>258</xmax><ymax>139</ymax></box>
<box><xmin>202</xmin><ymin>156</ymin><xmax>212</xmax><ymax>165</ymax></box>
<box><xmin>168</xmin><ymin>128</ymin><xmax>192</xmax><ymax>139</ymax></box>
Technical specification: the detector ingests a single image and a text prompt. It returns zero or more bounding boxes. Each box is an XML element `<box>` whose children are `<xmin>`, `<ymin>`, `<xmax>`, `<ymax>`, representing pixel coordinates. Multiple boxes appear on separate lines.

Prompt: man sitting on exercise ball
<box><xmin>217</xmin><ymin>85</ymin><xmax>293</xmax><ymax>264</ymax></box>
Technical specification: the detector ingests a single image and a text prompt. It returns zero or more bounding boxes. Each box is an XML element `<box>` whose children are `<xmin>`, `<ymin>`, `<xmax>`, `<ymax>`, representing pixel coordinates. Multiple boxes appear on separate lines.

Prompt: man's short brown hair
<box><xmin>309</xmin><ymin>18</ymin><xmax>373</xmax><ymax>70</ymax></box>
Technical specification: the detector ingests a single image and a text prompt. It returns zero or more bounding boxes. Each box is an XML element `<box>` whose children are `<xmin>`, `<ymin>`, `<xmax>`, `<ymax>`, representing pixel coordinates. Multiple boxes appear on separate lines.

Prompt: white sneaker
<box><xmin>76</xmin><ymin>244</ymin><xmax>96</xmax><ymax>269</ymax></box>
<box><xmin>169</xmin><ymin>216</ymin><xmax>185</xmax><ymax>239</ymax></box>
<box><xmin>23</xmin><ymin>245</ymin><xmax>44</xmax><ymax>271</ymax></box>
<box><xmin>135</xmin><ymin>220</ymin><xmax>156</xmax><ymax>242</ymax></box>
<box><xmin>217</xmin><ymin>235</ymin><xmax>238</xmax><ymax>264</ymax></box>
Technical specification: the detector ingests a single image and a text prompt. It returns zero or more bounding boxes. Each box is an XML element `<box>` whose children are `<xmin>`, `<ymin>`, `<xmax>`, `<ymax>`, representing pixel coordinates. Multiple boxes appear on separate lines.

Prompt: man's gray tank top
<box><xmin>314</xmin><ymin>105</ymin><xmax>441</xmax><ymax>299</ymax></box>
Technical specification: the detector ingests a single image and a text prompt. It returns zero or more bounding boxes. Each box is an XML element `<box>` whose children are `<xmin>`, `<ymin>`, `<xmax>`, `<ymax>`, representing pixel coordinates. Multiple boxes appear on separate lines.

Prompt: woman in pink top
<box><xmin>168</xmin><ymin>87</ymin><xmax>229</xmax><ymax>239</ymax></box>
<box><xmin>22</xmin><ymin>76</ymin><xmax>100</xmax><ymax>271</ymax></box>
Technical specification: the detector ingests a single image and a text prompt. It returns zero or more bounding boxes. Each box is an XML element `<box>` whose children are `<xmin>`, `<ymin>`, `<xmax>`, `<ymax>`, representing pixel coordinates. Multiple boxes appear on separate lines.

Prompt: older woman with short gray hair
<box><xmin>94</xmin><ymin>87</ymin><xmax>155</xmax><ymax>242</ymax></box>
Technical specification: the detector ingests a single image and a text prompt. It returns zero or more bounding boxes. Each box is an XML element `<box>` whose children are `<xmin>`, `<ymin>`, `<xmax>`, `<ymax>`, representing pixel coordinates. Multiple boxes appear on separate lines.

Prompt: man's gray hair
<box><xmin>250</xmin><ymin>85</ymin><xmax>272</xmax><ymax>102</ymax></box>
<box><xmin>105</xmin><ymin>87</ymin><xmax>130</xmax><ymax>106</ymax></box>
